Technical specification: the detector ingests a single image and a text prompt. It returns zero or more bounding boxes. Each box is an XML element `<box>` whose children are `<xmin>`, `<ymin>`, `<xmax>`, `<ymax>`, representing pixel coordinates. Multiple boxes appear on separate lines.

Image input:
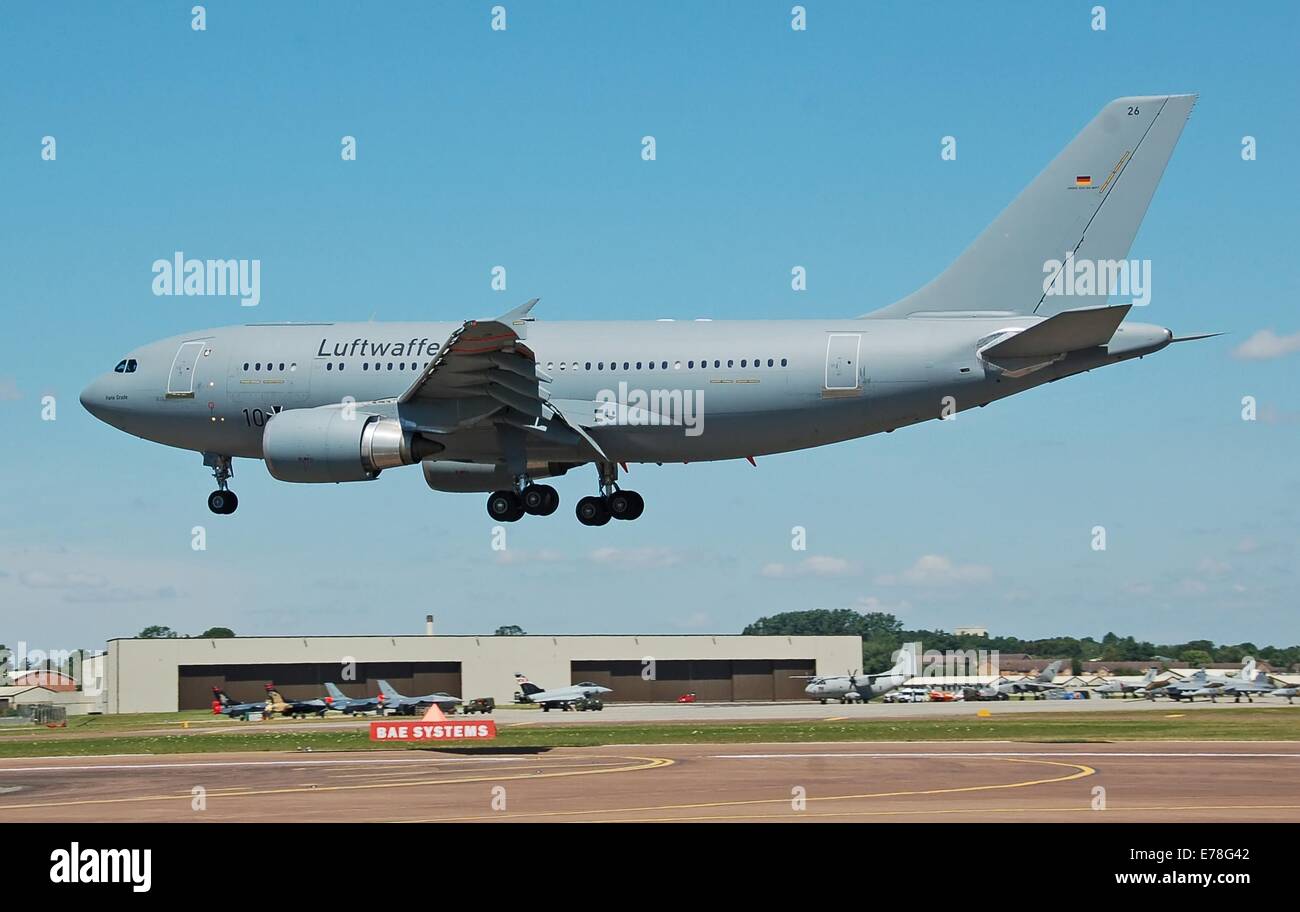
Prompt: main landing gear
<box><xmin>576</xmin><ymin>462</ymin><xmax>644</xmax><ymax>527</ymax></box>
<box><xmin>205</xmin><ymin>453</ymin><xmax>239</xmax><ymax>515</ymax></box>
<box><xmin>483</xmin><ymin>462</ymin><xmax>646</xmax><ymax>526</ymax></box>
<box><xmin>485</xmin><ymin>482</ymin><xmax>559</xmax><ymax>523</ymax></box>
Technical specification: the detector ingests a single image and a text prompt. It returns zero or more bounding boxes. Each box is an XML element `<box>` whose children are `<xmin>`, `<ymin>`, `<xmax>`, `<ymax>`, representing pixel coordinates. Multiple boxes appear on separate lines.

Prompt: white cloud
<box><xmin>760</xmin><ymin>555</ymin><xmax>858</xmax><ymax>578</ymax></box>
<box><xmin>875</xmin><ymin>554</ymin><xmax>993</xmax><ymax>587</ymax></box>
<box><xmin>855</xmin><ymin>595</ymin><xmax>913</xmax><ymax>614</ymax></box>
<box><xmin>494</xmin><ymin>548</ymin><xmax>568</xmax><ymax>566</ymax></box>
<box><xmin>1232</xmin><ymin>329</ymin><xmax>1300</xmax><ymax>361</ymax></box>
<box><xmin>587</xmin><ymin>546</ymin><xmax>683</xmax><ymax>569</ymax></box>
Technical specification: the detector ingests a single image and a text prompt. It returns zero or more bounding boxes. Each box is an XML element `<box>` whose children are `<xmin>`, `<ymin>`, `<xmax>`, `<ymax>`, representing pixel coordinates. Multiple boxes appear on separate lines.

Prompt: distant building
<box><xmin>952</xmin><ymin>627</ymin><xmax>988</xmax><ymax>637</ymax></box>
<box><xmin>6</xmin><ymin>668</ymin><xmax>78</xmax><ymax>692</ymax></box>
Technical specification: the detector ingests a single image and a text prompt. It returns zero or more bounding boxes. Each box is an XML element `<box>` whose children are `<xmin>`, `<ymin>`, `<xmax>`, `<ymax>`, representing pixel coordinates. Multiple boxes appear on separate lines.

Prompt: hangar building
<box><xmin>105</xmin><ymin>634</ymin><xmax>862</xmax><ymax>713</ymax></box>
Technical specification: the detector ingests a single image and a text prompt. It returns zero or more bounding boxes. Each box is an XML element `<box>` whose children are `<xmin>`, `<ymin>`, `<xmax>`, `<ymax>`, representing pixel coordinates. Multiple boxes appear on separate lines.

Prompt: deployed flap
<box><xmin>982</xmin><ymin>304</ymin><xmax>1130</xmax><ymax>359</ymax></box>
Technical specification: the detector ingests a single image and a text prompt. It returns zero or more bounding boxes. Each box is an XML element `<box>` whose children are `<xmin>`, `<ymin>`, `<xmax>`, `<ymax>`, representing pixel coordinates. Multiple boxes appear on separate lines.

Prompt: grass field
<box><xmin>0</xmin><ymin>708</ymin><xmax>1297</xmax><ymax>757</ymax></box>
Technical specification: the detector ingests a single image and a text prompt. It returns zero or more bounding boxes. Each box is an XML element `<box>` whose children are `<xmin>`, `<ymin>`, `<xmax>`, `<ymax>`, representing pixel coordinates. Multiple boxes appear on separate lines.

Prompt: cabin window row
<box><xmin>321</xmin><ymin>361</ymin><xmax>433</xmax><ymax>372</ymax></box>
<box><xmin>545</xmin><ymin>358</ymin><xmax>790</xmax><ymax>372</ymax></box>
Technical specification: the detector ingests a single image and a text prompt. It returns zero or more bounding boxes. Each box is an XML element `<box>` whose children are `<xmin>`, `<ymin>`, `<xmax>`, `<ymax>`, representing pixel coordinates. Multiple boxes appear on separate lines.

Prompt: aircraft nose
<box><xmin>79</xmin><ymin>378</ymin><xmax>105</xmax><ymax>418</ymax></box>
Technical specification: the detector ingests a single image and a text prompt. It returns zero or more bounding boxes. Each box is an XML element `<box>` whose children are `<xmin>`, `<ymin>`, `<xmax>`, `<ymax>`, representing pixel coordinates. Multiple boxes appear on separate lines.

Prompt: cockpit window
<box><xmin>126</xmin><ymin>359</ymin><xmax>138</xmax><ymax>373</ymax></box>
<box><xmin>114</xmin><ymin>360</ymin><xmax>127</xmax><ymax>373</ymax></box>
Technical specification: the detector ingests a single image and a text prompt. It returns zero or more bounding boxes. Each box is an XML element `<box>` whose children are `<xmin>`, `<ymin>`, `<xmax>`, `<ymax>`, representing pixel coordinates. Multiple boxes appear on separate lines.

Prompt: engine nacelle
<box><xmin>263</xmin><ymin>408</ymin><xmax>439</xmax><ymax>483</ymax></box>
<box><xmin>422</xmin><ymin>460</ymin><xmax>576</xmax><ymax>493</ymax></box>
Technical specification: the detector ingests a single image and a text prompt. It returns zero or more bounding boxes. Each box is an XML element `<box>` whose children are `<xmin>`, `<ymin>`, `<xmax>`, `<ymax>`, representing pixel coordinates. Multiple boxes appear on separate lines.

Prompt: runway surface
<box><xmin>2</xmin><ymin>741</ymin><xmax>1298</xmax><ymax>822</ymax></box>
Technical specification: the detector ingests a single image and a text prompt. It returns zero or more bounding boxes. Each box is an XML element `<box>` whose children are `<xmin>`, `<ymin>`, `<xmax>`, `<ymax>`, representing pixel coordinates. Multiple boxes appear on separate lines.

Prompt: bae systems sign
<box><xmin>370</xmin><ymin>720</ymin><xmax>497</xmax><ymax>741</ymax></box>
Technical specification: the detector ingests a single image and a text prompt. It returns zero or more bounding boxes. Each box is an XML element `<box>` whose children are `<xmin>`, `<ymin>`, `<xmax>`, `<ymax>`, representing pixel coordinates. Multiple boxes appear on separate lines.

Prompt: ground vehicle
<box><xmin>462</xmin><ymin>697</ymin><xmax>495</xmax><ymax>714</ymax></box>
<box><xmin>884</xmin><ymin>689</ymin><xmax>927</xmax><ymax>704</ymax></box>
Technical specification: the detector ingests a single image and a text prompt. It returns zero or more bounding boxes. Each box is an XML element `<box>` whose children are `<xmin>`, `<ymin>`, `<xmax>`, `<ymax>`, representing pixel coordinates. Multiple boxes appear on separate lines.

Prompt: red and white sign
<box><xmin>369</xmin><ymin>720</ymin><xmax>497</xmax><ymax>741</ymax></box>
<box><xmin>367</xmin><ymin>701</ymin><xmax>496</xmax><ymax>742</ymax></box>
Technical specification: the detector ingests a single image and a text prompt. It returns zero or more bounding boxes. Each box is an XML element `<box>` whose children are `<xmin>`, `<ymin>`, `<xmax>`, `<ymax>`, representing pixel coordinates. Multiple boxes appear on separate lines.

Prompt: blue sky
<box><xmin>1</xmin><ymin>1</ymin><xmax>1297</xmax><ymax>651</ymax></box>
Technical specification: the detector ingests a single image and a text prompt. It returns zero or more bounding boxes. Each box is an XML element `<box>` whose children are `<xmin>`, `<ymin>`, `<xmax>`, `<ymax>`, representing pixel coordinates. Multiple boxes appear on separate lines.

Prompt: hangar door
<box><xmin>572</xmin><ymin>659</ymin><xmax>815</xmax><ymax>702</ymax></box>
<box><xmin>179</xmin><ymin>662</ymin><xmax>462</xmax><ymax>710</ymax></box>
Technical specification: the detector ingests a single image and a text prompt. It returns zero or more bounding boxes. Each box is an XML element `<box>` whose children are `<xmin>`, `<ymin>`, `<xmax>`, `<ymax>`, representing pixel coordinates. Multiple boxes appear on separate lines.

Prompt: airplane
<box><xmin>1156</xmin><ymin>670</ymin><xmax>1221</xmax><ymax>702</ymax></box>
<box><xmin>79</xmin><ymin>95</ymin><xmax>1209</xmax><ymax>526</ymax></box>
<box><xmin>964</xmin><ymin>660</ymin><xmax>1069</xmax><ymax>701</ymax></box>
<box><xmin>1214</xmin><ymin>659</ymin><xmax>1275</xmax><ymax>703</ymax></box>
<box><xmin>798</xmin><ymin>642</ymin><xmax>920</xmax><ymax>704</ymax></box>
<box><xmin>1152</xmin><ymin>657</ymin><xmax>1266</xmax><ymax>702</ymax></box>
<box><xmin>514</xmin><ymin>674</ymin><xmax>611</xmax><ymax>711</ymax></box>
<box><xmin>1093</xmin><ymin>667</ymin><xmax>1157</xmax><ymax>698</ymax></box>
<box><xmin>375</xmin><ymin>679</ymin><xmax>461</xmax><ymax>715</ymax></box>
<box><xmin>1271</xmin><ymin>685</ymin><xmax>1299</xmax><ymax>704</ymax></box>
<box><xmin>263</xmin><ymin>684</ymin><xmax>329</xmax><ymax>718</ymax></box>
<box><xmin>211</xmin><ymin>687</ymin><xmax>266</xmax><ymax>720</ymax></box>
<box><xmin>321</xmin><ymin>682</ymin><xmax>385</xmax><ymax>715</ymax></box>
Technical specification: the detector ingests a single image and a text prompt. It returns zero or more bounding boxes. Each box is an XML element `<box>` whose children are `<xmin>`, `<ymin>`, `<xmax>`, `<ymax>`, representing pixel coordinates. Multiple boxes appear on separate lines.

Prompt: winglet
<box><xmin>497</xmin><ymin>297</ymin><xmax>539</xmax><ymax>325</ymax></box>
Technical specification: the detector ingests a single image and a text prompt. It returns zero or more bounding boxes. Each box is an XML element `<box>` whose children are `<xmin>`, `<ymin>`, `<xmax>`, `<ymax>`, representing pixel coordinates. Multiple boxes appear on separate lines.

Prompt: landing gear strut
<box><xmin>576</xmin><ymin>462</ymin><xmax>644</xmax><ymax>526</ymax></box>
<box><xmin>204</xmin><ymin>454</ymin><xmax>238</xmax><ymax>515</ymax></box>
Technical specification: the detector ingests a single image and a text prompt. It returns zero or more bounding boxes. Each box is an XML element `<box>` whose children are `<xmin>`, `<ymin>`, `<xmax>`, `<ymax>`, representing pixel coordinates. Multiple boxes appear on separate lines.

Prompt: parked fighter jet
<box><xmin>1271</xmin><ymin>685</ymin><xmax>1299</xmax><ymax>704</ymax></box>
<box><xmin>1216</xmin><ymin>659</ymin><xmax>1275</xmax><ymax>703</ymax></box>
<box><xmin>263</xmin><ymin>684</ymin><xmax>328</xmax><ymax>718</ymax></box>
<box><xmin>211</xmin><ymin>687</ymin><xmax>265</xmax><ymax>721</ymax></box>
<box><xmin>514</xmin><ymin>674</ymin><xmax>611</xmax><ymax>711</ymax></box>
<box><xmin>322</xmin><ymin>682</ymin><xmax>384</xmax><ymax>715</ymax></box>
<box><xmin>1156</xmin><ymin>670</ymin><xmax>1221</xmax><ymax>702</ymax></box>
<box><xmin>1153</xmin><ymin>658</ymin><xmax>1267</xmax><ymax>702</ymax></box>
<box><xmin>80</xmin><ymin>95</ymin><xmax>1208</xmax><ymax>526</ymax></box>
<box><xmin>965</xmin><ymin>660</ymin><xmax>1069</xmax><ymax>701</ymax></box>
<box><xmin>376</xmin><ymin>679</ymin><xmax>461</xmax><ymax>715</ymax></box>
<box><xmin>1093</xmin><ymin>667</ymin><xmax>1157</xmax><ymax>698</ymax></box>
<box><xmin>799</xmin><ymin>643</ymin><xmax>920</xmax><ymax>704</ymax></box>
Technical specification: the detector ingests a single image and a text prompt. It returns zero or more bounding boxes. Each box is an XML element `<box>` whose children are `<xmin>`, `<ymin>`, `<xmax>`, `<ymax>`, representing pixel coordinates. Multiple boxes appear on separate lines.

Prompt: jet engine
<box><xmin>263</xmin><ymin>407</ymin><xmax>441</xmax><ymax>483</ymax></box>
<box><xmin>422</xmin><ymin>460</ymin><xmax>577</xmax><ymax>493</ymax></box>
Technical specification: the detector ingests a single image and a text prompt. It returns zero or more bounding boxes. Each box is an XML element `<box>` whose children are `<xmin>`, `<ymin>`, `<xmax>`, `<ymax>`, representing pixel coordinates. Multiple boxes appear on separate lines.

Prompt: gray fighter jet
<box><xmin>1093</xmin><ymin>667</ymin><xmax>1157</xmax><ymax>698</ymax></box>
<box><xmin>514</xmin><ymin>674</ymin><xmax>611</xmax><ymax>711</ymax></box>
<box><xmin>322</xmin><ymin>682</ymin><xmax>384</xmax><ymax>715</ymax></box>
<box><xmin>966</xmin><ymin>660</ymin><xmax>1069</xmax><ymax>701</ymax></box>
<box><xmin>375</xmin><ymin>679</ymin><xmax>461</xmax><ymax>715</ymax></box>
<box><xmin>80</xmin><ymin>95</ymin><xmax>1208</xmax><ymax>525</ymax></box>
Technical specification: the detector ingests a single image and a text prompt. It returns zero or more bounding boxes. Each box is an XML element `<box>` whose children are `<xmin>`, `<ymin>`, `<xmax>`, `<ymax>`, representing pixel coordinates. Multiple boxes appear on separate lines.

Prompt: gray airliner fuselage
<box><xmin>80</xmin><ymin>94</ymin><xmax>1202</xmax><ymax>525</ymax></box>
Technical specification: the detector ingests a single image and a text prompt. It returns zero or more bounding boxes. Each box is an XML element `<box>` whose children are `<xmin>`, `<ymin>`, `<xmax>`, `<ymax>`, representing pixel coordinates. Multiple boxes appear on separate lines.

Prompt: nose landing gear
<box><xmin>204</xmin><ymin>453</ymin><xmax>238</xmax><ymax>515</ymax></box>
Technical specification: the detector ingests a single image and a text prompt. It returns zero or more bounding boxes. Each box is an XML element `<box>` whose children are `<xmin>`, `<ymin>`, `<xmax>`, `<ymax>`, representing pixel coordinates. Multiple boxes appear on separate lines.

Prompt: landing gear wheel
<box><xmin>486</xmin><ymin>490</ymin><xmax>524</xmax><ymax>522</ymax></box>
<box><xmin>607</xmin><ymin>490</ymin><xmax>644</xmax><ymax>520</ymax></box>
<box><xmin>575</xmin><ymin>495</ymin><xmax>611</xmax><ymax>526</ymax></box>
<box><xmin>522</xmin><ymin>484</ymin><xmax>559</xmax><ymax>516</ymax></box>
<box><xmin>208</xmin><ymin>490</ymin><xmax>238</xmax><ymax>514</ymax></box>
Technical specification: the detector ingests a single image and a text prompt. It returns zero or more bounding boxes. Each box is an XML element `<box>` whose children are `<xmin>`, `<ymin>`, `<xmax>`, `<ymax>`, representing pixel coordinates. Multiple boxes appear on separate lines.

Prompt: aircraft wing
<box><xmin>395</xmin><ymin>299</ymin><xmax>607</xmax><ymax>458</ymax></box>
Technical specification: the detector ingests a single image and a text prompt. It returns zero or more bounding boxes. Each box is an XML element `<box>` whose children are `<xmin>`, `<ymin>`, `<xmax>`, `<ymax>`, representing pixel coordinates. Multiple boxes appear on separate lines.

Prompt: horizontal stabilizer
<box><xmin>982</xmin><ymin>305</ymin><xmax>1130</xmax><ymax>359</ymax></box>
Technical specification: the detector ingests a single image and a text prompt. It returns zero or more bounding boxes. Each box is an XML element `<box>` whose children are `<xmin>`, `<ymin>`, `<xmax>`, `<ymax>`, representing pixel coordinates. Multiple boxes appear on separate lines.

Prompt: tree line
<box><xmin>742</xmin><ymin>609</ymin><xmax>1300</xmax><ymax>673</ymax></box>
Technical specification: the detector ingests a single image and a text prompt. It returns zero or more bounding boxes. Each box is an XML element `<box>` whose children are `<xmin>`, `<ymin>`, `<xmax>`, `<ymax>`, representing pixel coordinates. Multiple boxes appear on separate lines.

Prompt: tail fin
<box><xmin>1241</xmin><ymin>657</ymin><xmax>1256</xmax><ymax>680</ymax></box>
<box><xmin>1040</xmin><ymin>659</ymin><xmax>1067</xmax><ymax>682</ymax></box>
<box><xmin>865</xmin><ymin>94</ymin><xmax>1196</xmax><ymax>319</ymax></box>
<box><xmin>1142</xmin><ymin>668</ymin><xmax>1157</xmax><ymax>685</ymax></box>
<box><xmin>324</xmin><ymin>683</ymin><xmax>346</xmax><ymax>701</ymax></box>
<box><xmin>376</xmin><ymin>680</ymin><xmax>401</xmax><ymax>700</ymax></box>
<box><xmin>514</xmin><ymin>674</ymin><xmax>544</xmax><ymax>696</ymax></box>
<box><xmin>211</xmin><ymin>687</ymin><xmax>232</xmax><ymax>707</ymax></box>
<box><xmin>891</xmin><ymin>642</ymin><xmax>921</xmax><ymax>678</ymax></box>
